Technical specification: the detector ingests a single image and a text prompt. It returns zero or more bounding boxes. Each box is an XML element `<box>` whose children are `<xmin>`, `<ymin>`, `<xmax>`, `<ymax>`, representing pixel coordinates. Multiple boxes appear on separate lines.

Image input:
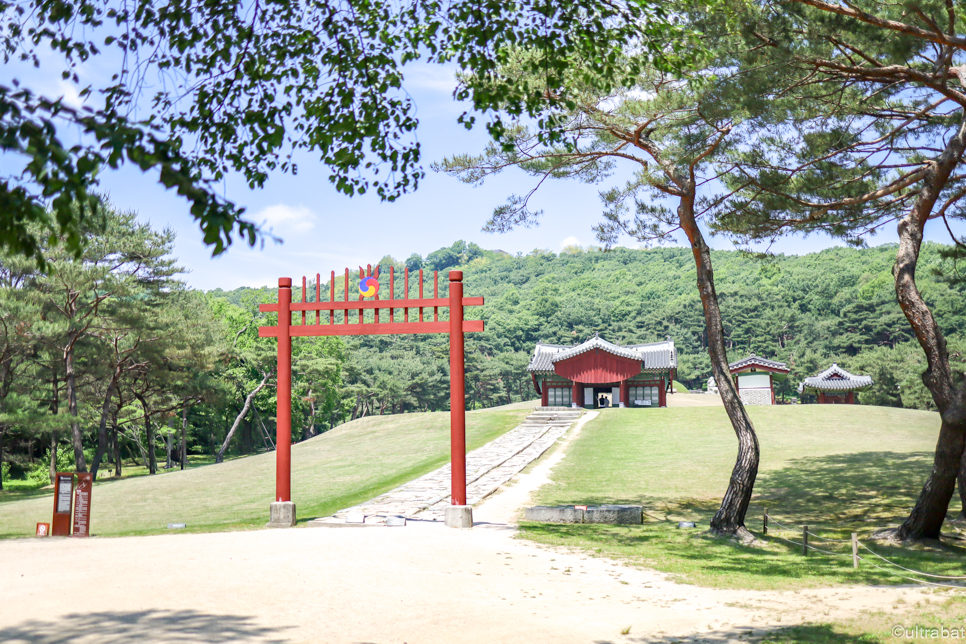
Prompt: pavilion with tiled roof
<box><xmin>728</xmin><ymin>354</ymin><xmax>790</xmax><ymax>406</ymax></box>
<box><xmin>797</xmin><ymin>364</ymin><xmax>874</xmax><ymax>404</ymax></box>
<box><xmin>528</xmin><ymin>333</ymin><xmax>677</xmax><ymax>409</ymax></box>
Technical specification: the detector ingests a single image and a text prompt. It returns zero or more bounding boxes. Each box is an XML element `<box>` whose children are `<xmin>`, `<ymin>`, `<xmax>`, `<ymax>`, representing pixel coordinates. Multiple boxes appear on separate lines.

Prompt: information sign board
<box><xmin>35</xmin><ymin>523</ymin><xmax>50</xmax><ymax>537</ymax></box>
<box><xmin>72</xmin><ymin>473</ymin><xmax>93</xmax><ymax>537</ymax></box>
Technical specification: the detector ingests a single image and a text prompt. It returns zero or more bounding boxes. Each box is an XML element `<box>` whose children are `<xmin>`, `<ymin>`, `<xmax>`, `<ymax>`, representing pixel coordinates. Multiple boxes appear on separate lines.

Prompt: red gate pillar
<box><xmin>269</xmin><ymin>277</ymin><xmax>296</xmax><ymax>527</ymax></box>
<box><xmin>449</xmin><ymin>271</ymin><xmax>466</xmax><ymax>506</ymax></box>
<box><xmin>446</xmin><ymin>271</ymin><xmax>472</xmax><ymax>528</ymax></box>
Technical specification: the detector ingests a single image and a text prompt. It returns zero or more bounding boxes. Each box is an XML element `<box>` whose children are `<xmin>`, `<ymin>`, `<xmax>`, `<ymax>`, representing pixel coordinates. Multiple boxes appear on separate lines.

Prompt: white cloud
<box><xmin>253</xmin><ymin>204</ymin><xmax>316</xmax><ymax>233</ymax></box>
<box><xmin>404</xmin><ymin>63</ymin><xmax>460</xmax><ymax>94</ymax></box>
<box><xmin>560</xmin><ymin>235</ymin><xmax>581</xmax><ymax>248</ymax></box>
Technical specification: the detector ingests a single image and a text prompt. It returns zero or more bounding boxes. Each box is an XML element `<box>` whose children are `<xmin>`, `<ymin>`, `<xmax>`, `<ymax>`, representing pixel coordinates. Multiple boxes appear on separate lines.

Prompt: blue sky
<box><xmin>8</xmin><ymin>58</ymin><xmax>960</xmax><ymax>291</ymax></box>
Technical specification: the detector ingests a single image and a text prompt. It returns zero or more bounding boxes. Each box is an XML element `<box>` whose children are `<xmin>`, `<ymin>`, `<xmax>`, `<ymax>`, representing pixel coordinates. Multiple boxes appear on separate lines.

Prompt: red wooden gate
<box><xmin>258</xmin><ymin>266</ymin><xmax>483</xmax><ymax>519</ymax></box>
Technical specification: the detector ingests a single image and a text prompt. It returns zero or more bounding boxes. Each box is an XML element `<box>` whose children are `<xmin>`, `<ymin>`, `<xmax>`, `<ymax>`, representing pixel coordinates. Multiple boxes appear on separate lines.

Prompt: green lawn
<box><xmin>521</xmin><ymin>405</ymin><xmax>966</xmax><ymax>590</ymax></box>
<box><xmin>0</xmin><ymin>405</ymin><xmax>530</xmax><ymax>538</ymax></box>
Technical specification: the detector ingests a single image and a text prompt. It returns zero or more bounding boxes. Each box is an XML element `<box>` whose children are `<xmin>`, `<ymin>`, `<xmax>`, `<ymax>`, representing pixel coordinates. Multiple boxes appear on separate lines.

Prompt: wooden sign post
<box><xmin>72</xmin><ymin>473</ymin><xmax>93</xmax><ymax>537</ymax></box>
<box><xmin>259</xmin><ymin>267</ymin><xmax>483</xmax><ymax>528</ymax></box>
<box><xmin>51</xmin><ymin>472</ymin><xmax>74</xmax><ymax>536</ymax></box>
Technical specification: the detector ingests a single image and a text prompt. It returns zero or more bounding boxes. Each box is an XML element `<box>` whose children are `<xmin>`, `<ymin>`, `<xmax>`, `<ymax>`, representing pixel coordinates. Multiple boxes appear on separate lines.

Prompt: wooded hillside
<box><xmin>2</xmin><ymin>228</ymin><xmax>963</xmax><ymax>488</ymax></box>
<box><xmin>225</xmin><ymin>240</ymin><xmax>965</xmax><ymax>415</ymax></box>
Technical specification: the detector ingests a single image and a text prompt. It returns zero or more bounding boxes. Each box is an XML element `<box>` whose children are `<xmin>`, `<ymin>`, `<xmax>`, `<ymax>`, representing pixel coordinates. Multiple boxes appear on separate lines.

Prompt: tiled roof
<box><xmin>798</xmin><ymin>364</ymin><xmax>874</xmax><ymax>393</ymax></box>
<box><xmin>728</xmin><ymin>354</ymin><xmax>789</xmax><ymax>374</ymax></box>
<box><xmin>527</xmin><ymin>334</ymin><xmax>676</xmax><ymax>373</ymax></box>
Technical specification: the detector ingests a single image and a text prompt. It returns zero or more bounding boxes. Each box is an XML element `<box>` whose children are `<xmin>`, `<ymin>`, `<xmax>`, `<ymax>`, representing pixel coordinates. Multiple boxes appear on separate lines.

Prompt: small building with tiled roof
<box><xmin>797</xmin><ymin>364</ymin><xmax>873</xmax><ymax>404</ymax></box>
<box><xmin>528</xmin><ymin>334</ymin><xmax>676</xmax><ymax>409</ymax></box>
<box><xmin>728</xmin><ymin>354</ymin><xmax>790</xmax><ymax>406</ymax></box>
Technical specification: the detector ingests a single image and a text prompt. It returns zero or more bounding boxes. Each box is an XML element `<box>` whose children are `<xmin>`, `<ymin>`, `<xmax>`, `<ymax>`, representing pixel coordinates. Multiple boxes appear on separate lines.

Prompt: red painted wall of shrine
<box><xmin>554</xmin><ymin>349</ymin><xmax>642</xmax><ymax>384</ymax></box>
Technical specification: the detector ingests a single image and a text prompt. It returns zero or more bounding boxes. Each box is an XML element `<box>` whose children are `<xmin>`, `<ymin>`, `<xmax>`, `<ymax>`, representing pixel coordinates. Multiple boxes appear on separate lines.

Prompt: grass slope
<box><xmin>522</xmin><ymin>404</ymin><xmax>966</xmax><ymax>590</ymax></box>
<box><xmin>0</xmin><ymin>406</ymin><xmax>531</xmax><ymax>538</ymax></box>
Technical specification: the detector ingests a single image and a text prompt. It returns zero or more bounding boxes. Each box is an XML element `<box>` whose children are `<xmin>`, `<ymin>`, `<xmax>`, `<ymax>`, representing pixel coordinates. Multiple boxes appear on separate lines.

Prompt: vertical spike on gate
<box><xmin>358</xmin><ymin>267</ymin><xmax>364</xmax><ymax>324</ymax></box>
<box><xmin>374</xmin><ymin>265</ymin><xmax>380</xmax><ymax>324</ymax></box>
<box><xmin>301</xmin><ymin>276</ymin><xmax>307</xmax><ymax>326</ymax></box>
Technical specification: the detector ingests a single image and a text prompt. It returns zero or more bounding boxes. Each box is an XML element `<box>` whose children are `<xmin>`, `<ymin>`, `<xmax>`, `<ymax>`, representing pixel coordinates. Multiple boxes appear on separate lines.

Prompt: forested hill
<box><xmin>212</xmin><ymin>241</ymin><xmax>966</xmax><ymax>412</ymax></box>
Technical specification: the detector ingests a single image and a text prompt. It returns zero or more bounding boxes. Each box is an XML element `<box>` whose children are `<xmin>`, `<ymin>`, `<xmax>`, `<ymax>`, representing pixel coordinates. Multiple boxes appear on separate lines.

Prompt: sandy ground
<box><xmin>0</xmin><ymin>412</ymin><xmax>935</xmax><ymax>644</ymax></box>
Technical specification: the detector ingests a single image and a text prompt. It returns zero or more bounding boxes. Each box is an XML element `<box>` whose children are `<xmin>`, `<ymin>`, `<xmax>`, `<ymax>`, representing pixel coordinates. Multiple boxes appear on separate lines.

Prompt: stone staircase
<box><xmin>308</xmin><ymin>407</ymin><xmax>583</xmax><ymax>526</ymax></box>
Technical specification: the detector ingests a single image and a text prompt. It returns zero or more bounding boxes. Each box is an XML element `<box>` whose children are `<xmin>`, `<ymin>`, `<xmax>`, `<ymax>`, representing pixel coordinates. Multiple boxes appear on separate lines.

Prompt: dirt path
<box><xmin>0</xmin><ymin>412</ymin><xmax>934</xmax><ymax>644</ymax></box>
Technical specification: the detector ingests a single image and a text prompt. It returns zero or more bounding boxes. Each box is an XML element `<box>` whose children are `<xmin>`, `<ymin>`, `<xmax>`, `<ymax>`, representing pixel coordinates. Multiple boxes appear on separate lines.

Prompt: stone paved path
<box><xmin>308</xmin><ymin>407</ymin><xmax>583</xmax><ymax>526</ymax></box>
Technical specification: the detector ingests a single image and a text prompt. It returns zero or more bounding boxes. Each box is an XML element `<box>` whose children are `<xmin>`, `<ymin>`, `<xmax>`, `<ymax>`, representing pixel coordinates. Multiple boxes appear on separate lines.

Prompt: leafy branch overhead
<box><xmin>0</xmin><ymin>0</ymin><xmax>690</xmax><ymax>263</ymax></box>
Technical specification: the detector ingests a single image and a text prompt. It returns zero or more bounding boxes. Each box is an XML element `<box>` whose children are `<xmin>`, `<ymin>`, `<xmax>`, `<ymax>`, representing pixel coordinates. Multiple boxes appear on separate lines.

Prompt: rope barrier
<box><xmin>854</xmin><ymin>554</ymin><xmax>966</xmax><ymax>590</ymax></box>
<box><xmin>857</xmin><ymin>542</ymin><xmax>966</xmax><ymax>580</ymax></box>
<box><xmin>762</xmin><ymin>511</ymin><xmax>966</xmax><ymax>586</ymax></box>
<box><xmin>768</xmin><ymin>530</ymin><xmax>850</xmax><ymax>558</ymax></box>
<box><xmin>804</xmin><ymin>529</ymin><xmax>852</xmax><ymax>544</ymax></box>
<box><xmin>765</xmin><ymin>513</ymin><xmax>851</xmax><ymax>543</ymax></box>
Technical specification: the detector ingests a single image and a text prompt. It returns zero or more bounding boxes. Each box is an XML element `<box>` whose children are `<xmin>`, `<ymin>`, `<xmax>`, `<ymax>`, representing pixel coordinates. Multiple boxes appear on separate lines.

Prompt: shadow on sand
<box><xmin>0</xmin><ymin>609</ymin><xmax>293</xmax><ymax>643</ymax></box>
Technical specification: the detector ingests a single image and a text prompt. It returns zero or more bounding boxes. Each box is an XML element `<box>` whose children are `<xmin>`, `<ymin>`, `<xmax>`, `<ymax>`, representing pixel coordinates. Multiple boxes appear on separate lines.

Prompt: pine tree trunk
<box><xmin>306</xmin><ymin>395</ymin><xmax>317</xmax><ymax>439</ymax></box>
<box><xmin>0</xmin><ymin>425</ymin><xmax>5</xmax><ymax>491</ymax></box>
<box><xmin>112</xmin><ymin>420</ymin><xmax>122</xmax><ymax>478</ymax></box>
<box><xmin>90</xmin><ymin>365</ymin><xmax>121</xmax><ymax>480</ymax></box>
<box><xmin>957</xmin><ymin>453</ymin><xmax>966</xmax><ymax>520</ymax></box>
<box><xmin>165</xmin><ymin>429</ymin><xmax>173</xmax><ymax>469</ymax></box>
<box><xmin>216</xmin><ymin>371</ymin><xmax>271</xmax><ymax>463</ymax></box>
<box><xmin>678</xmin><ymin>186</ymin><xmax>759</xmax><ymax>539</ymax></box>
<box><xmin>135</xmin><ymin>394</ymin><xmax>157</xmax><ymax>474</ymax></box>
<box><xmin>49</xmin><ymin>372</ymin><xmax>59</xmax><ymax>483</ymax></box>
<box><xmin>889</xmin><ymin>118</ymin><xmax>966</xmax><ymax>541</ymax></box>
<box><xmin>64</xmin><ymin>343</ymin><xmax>88</xmax><ymax>472</ymax></box>
<box><xmin>180</xmin><ymin>403</ymin><xmax>188</xmax><ymax>471</ymax></box>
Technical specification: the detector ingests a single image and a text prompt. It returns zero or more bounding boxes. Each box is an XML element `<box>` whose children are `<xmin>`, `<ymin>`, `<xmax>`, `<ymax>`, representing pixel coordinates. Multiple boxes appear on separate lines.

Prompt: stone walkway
<box><xmin>308</xmin><ymin>407</ymin><xmax>583</xmax><ymax>526</ymax></box>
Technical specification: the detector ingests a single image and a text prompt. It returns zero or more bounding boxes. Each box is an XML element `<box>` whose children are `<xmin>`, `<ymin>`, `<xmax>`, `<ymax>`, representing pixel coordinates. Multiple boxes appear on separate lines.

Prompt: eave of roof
<box><xmin>728</xmin><ymin>354</ymin><xmax>790</xmax><ymax>374</ymax></box>
<box><xmin>527</xmin><ymin>335</ymin><xmax>676</xmax><ymax>373</ymax></box>
<box><xmin>797</xmin><ymin>363</ymin><xmax>874</xmax><ymax>393</ymax></box>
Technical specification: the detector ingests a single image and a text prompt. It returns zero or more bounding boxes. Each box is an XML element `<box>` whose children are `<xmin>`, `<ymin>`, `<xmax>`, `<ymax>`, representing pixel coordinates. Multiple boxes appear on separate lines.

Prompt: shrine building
<box><xmin>798</xmin><ymin>364</ymin><xmax>873</xmax><ymax>404</ymax></box>
<box><xmin>528</xmin><ymin>334</ymin><xmax>677</xmax><ymax>409</ymax></box>
<box><xmin>728</xmin><ymin>354</ymin><xmax>790</xmax><ymax>405</ymax></box>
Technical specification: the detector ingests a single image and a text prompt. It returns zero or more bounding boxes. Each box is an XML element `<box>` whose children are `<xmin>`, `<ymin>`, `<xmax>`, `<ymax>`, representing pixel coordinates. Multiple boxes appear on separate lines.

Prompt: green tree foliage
<box><xmin>0</xmin><ymin>0</ymin><xmax>688</xmax><ymax>265</ymax></box>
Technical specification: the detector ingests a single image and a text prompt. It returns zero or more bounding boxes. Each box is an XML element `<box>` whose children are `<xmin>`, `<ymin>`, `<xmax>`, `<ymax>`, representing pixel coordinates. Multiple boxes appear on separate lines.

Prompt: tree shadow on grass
<box><xmin>523</xmin><ymin>452</ymin><xmax>966</xmax><ymax>587</ymax></box>
<box><xmin>0</xmin><ymin>609</ymin><xmax>293</xmax><ymax>643</ymax></box>
<box><xmin>752</xmin><ymin>451</ymin><xmax>942</xmax><ymax>530</ymax></box>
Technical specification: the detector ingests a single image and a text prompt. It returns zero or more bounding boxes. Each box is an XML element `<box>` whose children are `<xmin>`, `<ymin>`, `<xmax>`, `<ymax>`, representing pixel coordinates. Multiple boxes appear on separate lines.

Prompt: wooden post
<box><xmin>449</xmin><ymin>271</ymin><xmax>466</xmax><ymax>506</ymax></box>
<box><xmin>276</xmin><ymin>278</ymin><xmax>292</xmax><ymax>503</ymax></box>
<box><xmin>763</xmin><ymin>507</ymin><xmax>768</xmax><ymax>536</ymax></box>
<box><xmin>802</xmin><ymin>525</ymin><xmax>809</xmax><ymax>556</ymax></box>
<box><xmin>852</xmin><ymin>533</ymin><xmax>859</xmax><ymax>568</ymax></box>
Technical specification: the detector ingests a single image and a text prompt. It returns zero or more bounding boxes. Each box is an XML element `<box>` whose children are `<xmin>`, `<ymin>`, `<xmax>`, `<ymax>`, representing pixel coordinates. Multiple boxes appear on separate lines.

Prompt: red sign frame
<box><xmin>259</xmin><ymin>267</ymin><xmax>483</xmax><ymax>508</ymax></box>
